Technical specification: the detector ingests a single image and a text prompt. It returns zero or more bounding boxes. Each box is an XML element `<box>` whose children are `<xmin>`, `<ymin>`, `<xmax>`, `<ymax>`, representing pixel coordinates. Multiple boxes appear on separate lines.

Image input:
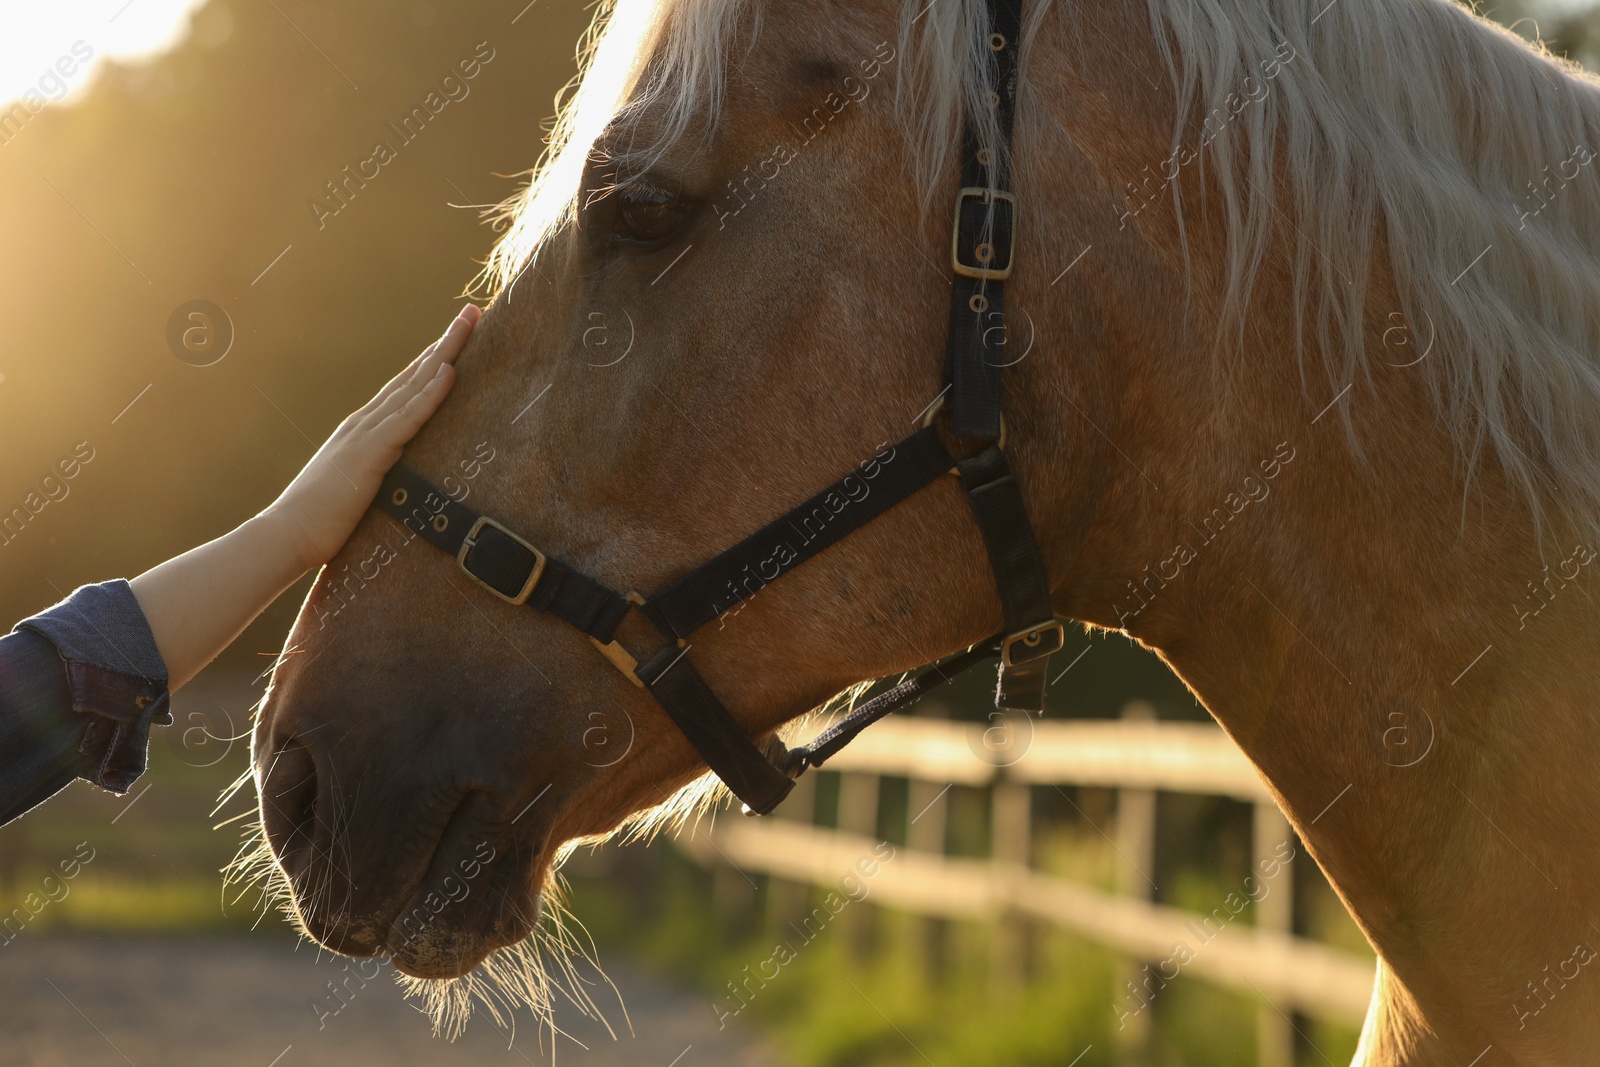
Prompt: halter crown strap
<box><xmin>941</xmin><ymin>0</ymin><xmax>1062</xmax><ymax>712</ymax></box>
<box><xmin>371</xmin><ymin>0</ymin><xmax>1059</xmax><ymax>817</ymax></box>
<box><xmin>948</xmin><ymin>0</ymin><xmax>1024</xmax><ymax>440</ymax></box>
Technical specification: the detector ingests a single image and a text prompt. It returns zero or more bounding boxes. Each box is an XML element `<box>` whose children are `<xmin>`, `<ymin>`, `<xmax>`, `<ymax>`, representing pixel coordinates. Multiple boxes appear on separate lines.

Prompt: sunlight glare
<box><xmin>0</xmin><ymin>1</ymin><xmax>210</xmax><ymax>107</ymax></box>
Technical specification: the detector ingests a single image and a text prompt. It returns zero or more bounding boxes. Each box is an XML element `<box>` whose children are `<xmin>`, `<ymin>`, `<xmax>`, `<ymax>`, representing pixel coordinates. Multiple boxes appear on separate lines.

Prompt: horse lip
<box><xmin>377</xmin><ymin>815</ymin><xmax>552</xmax><ymax>979</ymax></box>
<box><xmin>383</xmin><ymin>885</ymin><xmax>544</xmax><ymax>980</ymax></box>
<box><xmin>388</xmin><ymin>939</ymin><xmax>495</xmax><ymax>980</ymax></box>
<box><xmin>300</xmin><ymin>911</ymin><xmax>386</xmax><ymax>958</ymax></box>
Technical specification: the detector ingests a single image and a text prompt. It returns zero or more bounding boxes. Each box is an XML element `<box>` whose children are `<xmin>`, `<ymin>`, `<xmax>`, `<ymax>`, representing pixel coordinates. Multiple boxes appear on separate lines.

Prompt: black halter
<box><xmin>376</xmin><ymin>0</ymin><xmax>1058</xmax><ymax>816</ymax></box>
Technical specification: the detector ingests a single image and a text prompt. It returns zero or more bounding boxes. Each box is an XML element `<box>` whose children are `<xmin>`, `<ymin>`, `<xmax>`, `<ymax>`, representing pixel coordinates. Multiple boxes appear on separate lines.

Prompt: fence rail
<box><xmin>676</xmin><ymin>703</ymin><xmax>1376</xmax><ymax>1064</ymax></box>
<box><xmin>810</xmin><ymin>714</ymin><xmax>1276</xmax><ymax>801</ymax></box>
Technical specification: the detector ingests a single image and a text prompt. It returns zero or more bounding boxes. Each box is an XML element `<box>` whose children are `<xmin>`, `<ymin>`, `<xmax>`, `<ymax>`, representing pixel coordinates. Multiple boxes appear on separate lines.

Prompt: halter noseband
<box><xmin>376</xmin><ymin>0</ymin><xmax>1058</xmax><ymax>816</ymax></box>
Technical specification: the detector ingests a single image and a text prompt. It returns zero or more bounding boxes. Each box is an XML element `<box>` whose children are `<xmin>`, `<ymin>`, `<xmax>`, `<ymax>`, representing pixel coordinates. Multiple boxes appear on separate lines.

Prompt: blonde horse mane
<box><xmin>1144</xmin><ymin>0</ymin><xmax>1600</xmax><ymax>537</ymax></box>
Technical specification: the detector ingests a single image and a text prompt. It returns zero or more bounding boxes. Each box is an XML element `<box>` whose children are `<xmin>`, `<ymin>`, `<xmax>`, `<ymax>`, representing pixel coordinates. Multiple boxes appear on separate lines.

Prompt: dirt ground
<box><xmin>0</xmin><ymin>934</ymin><xmax>786</xmax><ymax>1067</ymax></box>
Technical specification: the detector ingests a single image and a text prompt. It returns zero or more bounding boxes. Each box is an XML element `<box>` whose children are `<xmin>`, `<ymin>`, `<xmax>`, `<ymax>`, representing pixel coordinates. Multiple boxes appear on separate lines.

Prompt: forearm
<box><xmin>129</xmin><ymin>511</ymin><xmax>311</xmax><ymax>691</ymax></box>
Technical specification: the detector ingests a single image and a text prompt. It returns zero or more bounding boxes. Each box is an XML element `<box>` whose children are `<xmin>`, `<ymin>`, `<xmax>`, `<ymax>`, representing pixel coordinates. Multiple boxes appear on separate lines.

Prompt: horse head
<box><xmin>250</xmin><ymin>0</ymin><xmax>1115</xmax><ymax>1001</ymax></box>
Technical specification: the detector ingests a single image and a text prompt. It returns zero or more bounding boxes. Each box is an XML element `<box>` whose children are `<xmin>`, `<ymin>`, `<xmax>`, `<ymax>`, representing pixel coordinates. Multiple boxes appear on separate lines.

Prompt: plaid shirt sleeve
<box><xmin>0</xmin><ymin>580</ymin><xmax>171</xmax><ymax>827</ymax></box>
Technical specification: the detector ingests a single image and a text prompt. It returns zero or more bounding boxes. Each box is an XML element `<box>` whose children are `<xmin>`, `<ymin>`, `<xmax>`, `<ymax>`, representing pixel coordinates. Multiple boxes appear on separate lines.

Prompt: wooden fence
<box><xmin>676</xmin><ymin>702</ymin><xmax>1375</xmax><ymax>1066</ymax></box>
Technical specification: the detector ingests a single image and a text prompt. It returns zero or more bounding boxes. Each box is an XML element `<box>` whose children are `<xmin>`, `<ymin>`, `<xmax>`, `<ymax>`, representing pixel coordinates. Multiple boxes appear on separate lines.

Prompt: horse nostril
<box><xmin>259</xmin><ymin>737</ymin><xmax>319</xmax><ymax>876</ymax></box>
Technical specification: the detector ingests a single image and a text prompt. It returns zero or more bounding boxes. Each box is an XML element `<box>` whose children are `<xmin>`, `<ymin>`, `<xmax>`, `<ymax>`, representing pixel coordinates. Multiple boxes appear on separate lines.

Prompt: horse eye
<box><xmin>611</xmin><ymin>184</ymin><xmax>691</xmax><ymax>245</ymax></box>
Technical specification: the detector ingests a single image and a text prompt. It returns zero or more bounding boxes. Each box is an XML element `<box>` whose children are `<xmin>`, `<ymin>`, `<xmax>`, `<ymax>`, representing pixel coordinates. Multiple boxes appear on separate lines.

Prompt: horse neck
<box><xmin>1020</xmin><ymin>8</ymin><xmax>1600</xmax><ymax>1060</ymax></box>
<box><xmin>1037</xmin><ymin>215</ymin><xmax>1600</xmax><ymax>1066</ymax></box>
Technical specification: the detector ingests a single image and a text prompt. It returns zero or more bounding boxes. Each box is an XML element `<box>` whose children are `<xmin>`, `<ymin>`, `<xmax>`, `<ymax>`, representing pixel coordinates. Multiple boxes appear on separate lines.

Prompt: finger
<box><xmin>431</xmin><ymin>304</ymin><xmax>480</xmax><ymax>366</ymax></box>
<box><xmin>376</xmin><ymin>363</ymin><xmax>455</xmax><ymax>441</ymax></box>
<box><xmin>413</xmin><ymin>305</ymin><xmax>476</xmax><ymax>369</ymax></box>
<box><xmin>356</xmin><ymin>306</ymin><xmax>478</xmax><ymax>416</ymax></box>
<box><xmin>357</xmin><ymin>353</ymin><xmax>434</xmax><ymax>418</ymax></box>
<box><xmin>376</xmin><ymin>306</ymin><xmax>473</xmax><ymax>412</ymax></box>
<box><xmin>363</xmin><ymin>350</ymin><xmax>447</xmax><ymax>429</ymax></box>
<box><xmin>354</xmin><ymin>354</ymin><xmax>439</xmax><ymax>424</ymax></box>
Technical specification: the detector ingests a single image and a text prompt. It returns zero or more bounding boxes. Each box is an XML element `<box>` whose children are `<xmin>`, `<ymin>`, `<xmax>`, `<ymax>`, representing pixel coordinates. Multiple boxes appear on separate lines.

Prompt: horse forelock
<box><xmin>476</xmin><ymin>0</ymin><xmax>1052</xmax><ymax>299</ymax></box>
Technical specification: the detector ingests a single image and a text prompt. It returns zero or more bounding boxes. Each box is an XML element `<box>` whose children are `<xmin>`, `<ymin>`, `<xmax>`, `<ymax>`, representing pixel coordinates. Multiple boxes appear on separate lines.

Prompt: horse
<box><xmin>246</xmin><ymin>0</ymin><xmax>1600</xmax><ymax>1061</ymax></box>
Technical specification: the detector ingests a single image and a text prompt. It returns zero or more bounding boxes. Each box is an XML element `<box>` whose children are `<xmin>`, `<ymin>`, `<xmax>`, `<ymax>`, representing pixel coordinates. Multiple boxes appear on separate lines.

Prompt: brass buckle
<box><xmin>950</xmin><ymin>187</ymin><xmax>1016</xmax><ymax>280</ymax></box>
<box><xmin>1001</xmin><ymin>619</ymin><xmax>1065</xmax><ymax>667</ymax></box>
<box><xmin>457</xmin><ymin>516</ymin><xmax>546</xmax><ymax>605</ymax></box>
<box><xmin>590</xmin><ymin>637</ymin><xmax>644</xmax><ymax>688</ymax></box>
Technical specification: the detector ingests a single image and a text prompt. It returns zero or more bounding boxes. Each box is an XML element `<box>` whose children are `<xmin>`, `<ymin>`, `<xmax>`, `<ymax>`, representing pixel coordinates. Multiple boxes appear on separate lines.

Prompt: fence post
<box><xmin>838</xmin><ymin>772</ymin><xmax>881</xmax><ymax>961</ymax></box>
<box><xmin>1114</xmin><ymin>701</ymin><xmax>1159</xmax><ymax>1064</ymax></box>
<box><xmin>764</xmin><ymin>768</ymin><xmax>819</xmax><ymax>939</ymax></box>
<box><xmin>1253</xmin><ymin>801</ymin><xmax>1296</xmax><ymax>1067</ymax></box>
<box><xmin>906</xmin><ymin>775</ymin><xmax>950</xmax><ymax>980</ymax></box>
<box><xmin>990</xmin><ymin>777</ymin><xmax>1031</xmax><ymax>991</ymax></box>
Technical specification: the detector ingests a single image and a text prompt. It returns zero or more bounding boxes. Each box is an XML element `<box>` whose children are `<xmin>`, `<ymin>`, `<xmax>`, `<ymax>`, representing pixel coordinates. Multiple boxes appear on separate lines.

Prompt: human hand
<box><xmin>263</xmin><ymin>304</ymin><xmax>480</xmax><ymax>569</ymax></box>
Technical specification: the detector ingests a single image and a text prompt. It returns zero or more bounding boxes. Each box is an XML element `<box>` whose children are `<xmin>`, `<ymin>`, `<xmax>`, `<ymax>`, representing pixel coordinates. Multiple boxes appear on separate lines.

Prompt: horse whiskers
<box><xmin>225</xmin><ymin>682</ymin><xmax>864</xmax><ymax>1046</ymax></box>
<box><xmin>225</xmin><ymin>811</ymin><xmax>624</xmax><ymax>1048</ymax></box>
<box><xmin>536</xmin><ymin>880</ymin><xmax>631</xmax><ymax>1037</ymax></box>
<box><xmin>601</xmin><ymin>681</ymin><xmax>867</xmax><ymax>850</ymax></box>
<box><xmin>211</xmin><ymin>764</ymin><xmax>256</xmax><ymax>820</ymax></box>
<box><xmin>317</xmin><ymin>762</ymin><xmax>359</xmax><ymax>921</ymax></box>
<box><xmin>389</xmin><ymin>860</ymin><xmax>629</xmax><ymax>1045</ymax></box>
<box><xmin>221</xmin><ymin>819</ymin><xmax>297</xmax><ymax>933</ymax></box>
<box><xmin>257</xmin><ymin>642</ymin><xmax>307</xmax><ymax>691</ymax></box>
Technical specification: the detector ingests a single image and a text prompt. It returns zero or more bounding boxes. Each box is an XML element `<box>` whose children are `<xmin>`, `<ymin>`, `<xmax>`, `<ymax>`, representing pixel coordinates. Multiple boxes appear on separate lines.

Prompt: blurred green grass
<box><xmin>561</xmin><ymin>843</ymin><xmax>1364</xmax><ymax>1067</ymax></box>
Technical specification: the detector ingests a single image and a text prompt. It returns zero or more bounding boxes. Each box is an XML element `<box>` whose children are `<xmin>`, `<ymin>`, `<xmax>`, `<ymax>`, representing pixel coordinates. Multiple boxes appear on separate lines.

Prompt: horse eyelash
<box><xmin>581</xmin><ymin>173</ymin><xmax>676</xmax><ymax>212</ymax></box>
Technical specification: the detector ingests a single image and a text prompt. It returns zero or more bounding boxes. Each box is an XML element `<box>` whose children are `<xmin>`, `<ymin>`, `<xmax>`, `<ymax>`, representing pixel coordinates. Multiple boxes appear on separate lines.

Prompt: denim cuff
<box><xmin>15</xmin><ymin>580</ymin><xmax>167</xmax><ymax>682</ymax></box>
<box><xmin>14</xmin><ymin>580</ymin><xmax>172</xmax><ymax>794</ymax></box>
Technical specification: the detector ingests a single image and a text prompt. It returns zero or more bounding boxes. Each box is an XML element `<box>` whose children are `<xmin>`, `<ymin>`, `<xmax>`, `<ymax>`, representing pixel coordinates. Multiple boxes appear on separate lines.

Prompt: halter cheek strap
<box><xmin>374</xmin><ymin>0</ymin><xmax>1059</xmax><ymax>816</ymax></box>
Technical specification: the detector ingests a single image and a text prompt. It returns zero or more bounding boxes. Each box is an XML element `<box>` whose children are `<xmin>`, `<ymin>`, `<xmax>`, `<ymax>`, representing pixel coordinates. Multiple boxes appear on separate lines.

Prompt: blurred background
<box><xmin>0</xmin><ymin>1</ymin><xmax>1591</xmax><ymax>1064</ymax></box>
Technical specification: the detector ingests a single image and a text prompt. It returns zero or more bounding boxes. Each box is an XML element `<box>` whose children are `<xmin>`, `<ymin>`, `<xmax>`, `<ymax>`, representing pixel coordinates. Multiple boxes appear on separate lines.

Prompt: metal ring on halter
<box><xmin>920</xmin><ymin>396</ymin><xmax>1008</xmax><ymax>472</ymax></box>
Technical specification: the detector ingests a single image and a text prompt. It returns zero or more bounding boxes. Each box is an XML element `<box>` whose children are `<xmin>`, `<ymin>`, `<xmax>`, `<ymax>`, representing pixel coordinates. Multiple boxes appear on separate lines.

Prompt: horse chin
<box><xmin>388</xmin><ymin>938</ymin><xmax>500</xmax><ymax>981</ymax></box>
<box><xmin>385</xmin><ymin>887</ymin><xmax>543</xmax><ymax>981</ymax></box>
<box><xmin>294</xmin><ymin>903</ymin><xmax>387</xmax><ymax>959</ymax></box>
<box><xmin>381</xmin><ymin>835</ymin><xmax>552</xmax><ymax>981</ymax></box>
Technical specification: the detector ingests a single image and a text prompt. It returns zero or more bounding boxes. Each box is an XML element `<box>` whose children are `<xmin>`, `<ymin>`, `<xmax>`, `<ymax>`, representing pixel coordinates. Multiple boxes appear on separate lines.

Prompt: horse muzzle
<box><xmin>256</xmin><ymin>720</ymin><xmax>550</xmax><ymax>980</ymax></box>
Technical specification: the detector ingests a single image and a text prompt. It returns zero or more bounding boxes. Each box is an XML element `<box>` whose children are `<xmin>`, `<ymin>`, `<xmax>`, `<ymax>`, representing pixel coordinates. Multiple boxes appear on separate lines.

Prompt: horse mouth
<box><xmin>382</xmin><ymin>863</ymin><xmax>550</xmax><ymax>979</ymax></box>
<box><xmin>373</xmin><ymin>809</ymin><xmax>551</xmax><ymax>981</ymax></box>
<box><xmin>259</xmin><ymin>743</ymin><xmax>552</xmax><ymax>981</ymax></box>
<box><xmin>384</xmin><ymin>894</ymin><xmax>542</xmax><ymax>980</ymax></box>
<box><xmin>291</xmin><ymin>841</ymin><xmax>549</xmax><ymax>982</ymax></box>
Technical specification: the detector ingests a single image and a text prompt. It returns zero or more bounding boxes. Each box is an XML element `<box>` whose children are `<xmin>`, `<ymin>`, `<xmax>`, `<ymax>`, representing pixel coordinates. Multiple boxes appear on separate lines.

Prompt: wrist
<box><xmin>250</xmin><ymin>505</ymin><xmax>326</xmax><ymax>577</ymax></box>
